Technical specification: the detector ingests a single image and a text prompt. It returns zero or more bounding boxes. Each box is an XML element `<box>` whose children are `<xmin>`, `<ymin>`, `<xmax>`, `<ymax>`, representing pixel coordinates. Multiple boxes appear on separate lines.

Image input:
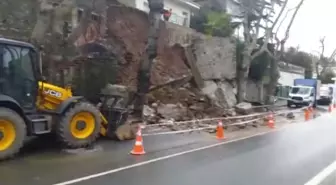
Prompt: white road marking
<box><xmin>53</xmin><ymin>128</ymin><xmax>283</xmax><ymax>185</ymax></box>
<box><xmin>304</xmin><ymin>160</ymin><xmax>336</xmax><ymax>185</ymax></box>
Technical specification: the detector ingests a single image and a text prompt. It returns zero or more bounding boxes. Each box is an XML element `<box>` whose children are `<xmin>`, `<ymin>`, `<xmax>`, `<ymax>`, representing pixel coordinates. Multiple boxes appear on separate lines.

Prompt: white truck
<box><xmin>318</xmin><ymin>84</ymin><xmax>333</xmax><ymax>105</ymax></box>
<box><xmin>287</xmin><ymin>79</ymin><xmax>321</xmax><ymax>108</ymax></box>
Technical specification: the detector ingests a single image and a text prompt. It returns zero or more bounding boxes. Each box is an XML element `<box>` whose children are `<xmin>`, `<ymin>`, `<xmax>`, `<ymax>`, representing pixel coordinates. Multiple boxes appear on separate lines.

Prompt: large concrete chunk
<box><xmin>235</xmin><ymin>102</ymin><xmax>252</xmax><ymax>115</ymax></box>
<box><xmin>218</xmin><ymin>81</ymin><xmax>237</xmax><ymax>108</ymax></box>
<box><xmin>193</xmin><ymin>36</ymin><xmax>236</xmax><ymax>80</ymax></box>
<box><xmin>245</xmin><ymin>79</ymin><xmax>266</xmax><ymax>103</ymax></box>
<box><xmin>157</xmin><ymin>103</ymin><xmax>188</xmax><ymax>121</ymax></box>
<box><xmin>201</xmin><ymin>81</ymin><xmax>237</xmax><ymax>109</ymax></box>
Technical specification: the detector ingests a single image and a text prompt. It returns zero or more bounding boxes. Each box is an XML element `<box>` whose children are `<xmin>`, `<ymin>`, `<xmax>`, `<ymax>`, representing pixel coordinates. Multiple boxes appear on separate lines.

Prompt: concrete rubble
<box><xmin>235</xmin><ymin>102</ymin><xmax>253</xmax><ymax>115</ymax></box>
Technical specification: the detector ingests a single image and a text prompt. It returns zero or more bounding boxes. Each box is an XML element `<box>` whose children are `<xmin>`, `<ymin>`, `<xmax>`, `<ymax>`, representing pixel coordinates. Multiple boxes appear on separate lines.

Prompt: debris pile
<box><xmin>143</xmin><ymin>83</ymin><xmax>249</xmax><ymax>125</ymax></box>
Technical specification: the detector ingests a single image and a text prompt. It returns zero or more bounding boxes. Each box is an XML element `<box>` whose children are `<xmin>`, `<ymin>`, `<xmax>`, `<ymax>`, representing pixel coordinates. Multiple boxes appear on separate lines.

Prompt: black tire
<box><xmin>0</xmin><ymin>108</ymin><xmax>26</xmax><ymax>160</ymax></box>
<box><xmin>56</xmin><ymin>102</ymin><xmax>101</xmax><ymax>148</ymax></box>
<box><xmin>287</xmin><ymin>101</ymin><xmax>292</xmax><ymax>108</ymax></box>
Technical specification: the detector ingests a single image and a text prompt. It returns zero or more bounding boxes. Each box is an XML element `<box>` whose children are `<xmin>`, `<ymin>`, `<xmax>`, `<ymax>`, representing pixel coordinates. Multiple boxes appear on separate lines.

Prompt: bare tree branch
<box><xmin>275</xmin><ymin>6</ymin><xmax>296</xmax><ymax>37</ymax></box>
<box><xmin>270</xmin><ymin>0</ymin><xmax>288</xmax><ymax>30</ymax></box>
<box><xmin>319</xmin><ymin>36</ymin><xmax>325</xmax><ymax>57</ymax></box>
<box><xmin>280</xmin><ymin>0</ymin><xmax>304</xmax><ymax>44</ymax></box>
<box><xmin>328</xmin><ymin>48</ymin><xmax>336</xmax><ymax>61</ymax></box>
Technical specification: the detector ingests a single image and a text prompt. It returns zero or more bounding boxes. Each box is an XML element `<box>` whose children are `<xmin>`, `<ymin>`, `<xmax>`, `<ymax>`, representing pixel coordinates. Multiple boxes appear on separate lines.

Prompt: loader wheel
<box><xmin>0</xmin><ymin>108</ymin><xmax>26</xmax><ymax>160</ymax></box>
<box><xmin>57</xmin><ymin>102</ymin><xmax>101</xmax><ymax>148</ymax></box>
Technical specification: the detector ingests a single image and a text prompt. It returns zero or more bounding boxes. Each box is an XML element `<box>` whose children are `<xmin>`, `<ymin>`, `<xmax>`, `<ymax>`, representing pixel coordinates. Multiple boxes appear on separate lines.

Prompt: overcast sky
<box><xmin>282</xmin><ymin>0</ymin><xmax>335</xmax><ymax>56</ymax></box>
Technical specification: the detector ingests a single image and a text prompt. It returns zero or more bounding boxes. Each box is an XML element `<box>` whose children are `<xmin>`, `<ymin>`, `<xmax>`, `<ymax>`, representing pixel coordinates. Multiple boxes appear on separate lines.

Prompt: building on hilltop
<box><xmin>117</xmin><ymin>0</ymin><xmax>200</xmax><ymax>27</ymax></box>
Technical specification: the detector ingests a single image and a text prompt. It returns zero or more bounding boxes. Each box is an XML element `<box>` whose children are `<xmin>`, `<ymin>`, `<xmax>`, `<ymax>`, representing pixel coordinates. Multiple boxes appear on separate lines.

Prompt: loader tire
<box><xmin>0</xmin><ymin>108</ymin><xmax>26</xmax><ymax>161</ymax></box>
<box><xmin>56</xmin><ymin>102</ymin><xmax>101</xmax><ymax>148</ymax></box>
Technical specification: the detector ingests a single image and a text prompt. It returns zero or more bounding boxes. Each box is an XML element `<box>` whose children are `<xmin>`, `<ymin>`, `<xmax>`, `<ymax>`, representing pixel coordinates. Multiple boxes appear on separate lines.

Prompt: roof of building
<box><xmin>178</xmin><ymin>0</ymin><xmax>200</xmax><ymax>9</ymax></box>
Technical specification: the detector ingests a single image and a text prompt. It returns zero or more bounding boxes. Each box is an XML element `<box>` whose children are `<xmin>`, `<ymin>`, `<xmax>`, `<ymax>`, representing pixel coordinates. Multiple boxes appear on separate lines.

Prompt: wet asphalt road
<box><xmin>0</xmin><ymin>131</ymin><xmax>216</xmax><ymax>185</ymax></box>
<box><xmin>60</xmin><ymin>113</ymin><xmax>336</xmax><ymax>185</ymax></box>
<box><xmin>0</xmin><ymin>109</ymin><xmax>335</xmax><ymax>185</ymax></box>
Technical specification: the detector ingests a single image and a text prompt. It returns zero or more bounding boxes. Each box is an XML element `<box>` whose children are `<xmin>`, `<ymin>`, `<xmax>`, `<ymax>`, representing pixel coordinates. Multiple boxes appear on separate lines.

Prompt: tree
<box><xmin>231</xmin><ymin>0</ymin><xmax>305</xmax><ymax>104</ymax></box>
<box><xmin>314</xmin><ymin>37</ymin><xmax>336</xmax><ymax>78</ymax></box>
<box><xmin>284</xmin><ymin>47</ymin><xmax>313</xmax><ymax>69</ymax></box>
<box><xmin>232</xmin><ymin>0</ymin><xmax>289</xmax><ymax>103</ymax></box>
<box><xmin>204</xmin><ymin>11</ymin><xmax>234</xmax><ymax>37</ymax></box>
<box><xmin>190</xmin><ymin>5</ymin><xmax>235</xmax><ymax>37</ymax></box>
<box><xmin>264</xmin><ymin>0</ymin><xmax>305</xmax><ymax>104</ymax></box>
<box><xmin>320</xmin><ymin>69</ymin><xmax>336</xmax><ymax>84</ymax></box>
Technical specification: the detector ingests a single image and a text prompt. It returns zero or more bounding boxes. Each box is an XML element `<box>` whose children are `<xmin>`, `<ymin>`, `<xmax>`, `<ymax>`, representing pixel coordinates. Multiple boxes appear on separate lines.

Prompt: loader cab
<box><xmin>0</xmin><ymin>38</ymin><xmax>40</xmax><ymax>111</ymax></box>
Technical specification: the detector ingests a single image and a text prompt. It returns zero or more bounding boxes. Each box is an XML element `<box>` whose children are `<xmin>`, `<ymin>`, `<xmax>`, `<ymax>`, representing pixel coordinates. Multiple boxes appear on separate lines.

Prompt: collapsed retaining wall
<box><xmin>0</xmin><ymin>1</ymin><xmax>263</xmax><ymax>110</ymax></box>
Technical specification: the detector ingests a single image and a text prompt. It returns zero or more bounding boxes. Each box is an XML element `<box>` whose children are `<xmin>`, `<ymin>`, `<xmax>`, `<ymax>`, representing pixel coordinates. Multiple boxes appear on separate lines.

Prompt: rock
<box><xmin>199</xmin><ymin>97</ymin><xmax>206</xmax><ymax>102</ymax></box>
<box><xmin>189</xmin><ymin>103</ymin><xmax>204</xmax><ymax>111</ymax></box>
<box><xmin>115</xmin><ymin>122</ymin><xmax>137</xmax><ymax>141</ymax></box>
<box><xmin>143</xmin><ymin>105</ymin><xmax>155</xmax><ymax>117</ymax></box>
<box><xmin>217</xmin><ymin>81</ymin><xmax>237</xmax><ymax>108</ymax></box>
<box><xmin>245</xmin><ymin>79</ymin><xmax>267</xmax><ymax>103</ymax></box>
<box><xmin>201</xmin><ymin>81</ymin><xmax>237</xmax><ymax>109</ymax></box>
<box><xmin>254</xmin><ymin>107</ymin><xmax>268</xmax><ymax>112</ymax></box>
<box><xmin>157</xmin><ymin>103</ymin><xmax>187</xmax><ymax>121</ymax></box>
<box><xmin>235</xmin><ymin>102</ymin><xmax>253</xmax><ymax>115</ymax></box>
<box><xmin>225</xmin><ymin>109</ymin><xmax>237</xmax><ymax>117</ymax></box>
<box><xmin>151</xmin><ymin>102</ymin><xmax>158</xmax><ymax>108</ymax></box>
<box><xmin>286</xmin><ymin>112</ymin><xmax>295</xmax><ymax>119</ymax></box>
<box><xmin>143</xmin><ymin>105</ymin><xmax>157</xmax><ymax>123</ymax></box>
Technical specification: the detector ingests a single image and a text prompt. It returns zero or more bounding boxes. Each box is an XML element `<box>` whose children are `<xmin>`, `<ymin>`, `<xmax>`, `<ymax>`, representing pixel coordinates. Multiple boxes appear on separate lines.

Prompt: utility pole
<box><xmin>133</xmin><ymin>0</ymin><xmax>164</xmax><ymax>119</ymax></box>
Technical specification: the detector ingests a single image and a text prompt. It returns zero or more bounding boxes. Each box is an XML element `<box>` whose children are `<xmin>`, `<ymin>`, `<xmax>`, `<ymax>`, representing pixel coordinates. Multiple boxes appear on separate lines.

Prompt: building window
<box><xmin>182</xmin><ymin>11</ymin><xmax>188</xmax><ymax>26</ymax></box>
<box><xmin>91</xmin><ymin>12</ymin><xmax>100</xmax><ymax>23</ymax></box>
<box><xmin>77</xmin><ymin>8</ymin><xmax>84</xmax><ymax>23</ymax></box>
<box><xmin>169</xmin><ymin>13</ymin><xmax>178</xmax><ymax>24</ymax></box>
<box><xmin>77</xmin><ymin>9</ymin><xmax>101</xmax><ymax>23</ymax></box>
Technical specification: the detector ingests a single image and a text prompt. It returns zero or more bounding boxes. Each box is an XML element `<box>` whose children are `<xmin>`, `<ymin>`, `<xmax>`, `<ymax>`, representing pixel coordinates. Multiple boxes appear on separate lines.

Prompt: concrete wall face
<box><xmin>0</xmin><ymin>0</ymin><xmax>37</xmax><ymax>41</ymax></box>
<box><xmin>193</xmin><ymin>36</ymin><xmax>236</xmax><ymax>80</ymax></box>
<box><xmin>0</xmin><ymin>2</ymin><xmax>258</xmax><ymax>107</ymax></box>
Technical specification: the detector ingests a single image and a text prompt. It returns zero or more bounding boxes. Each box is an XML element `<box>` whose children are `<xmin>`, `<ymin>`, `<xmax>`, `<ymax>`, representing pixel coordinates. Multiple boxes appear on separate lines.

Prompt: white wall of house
<box><xmin>135</xmin><ymin>0</ymin><xmax>198</xmax><ymax>27</ymax></box>
<box><xmin>278</xmin><ymin>71</ymin><xmax>304</xmax><ymax>86</ymax></box>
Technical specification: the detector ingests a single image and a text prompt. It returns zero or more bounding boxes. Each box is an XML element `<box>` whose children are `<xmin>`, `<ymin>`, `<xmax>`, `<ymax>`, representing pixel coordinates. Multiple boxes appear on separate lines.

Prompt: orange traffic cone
<box><xmin>304</xmin><ymin>108</ymin><xmax>310</xmax><ymax>121</ymax></box>
<box><xmin>130</xmin><ymin>127</ymin><xmax>146</xmax><ymax>155</ymax></box>
<box><xmin>267</xmin><ymin>113</ymin><xmax>275</xmax><ymax>129</ymax></box>
<box><xmin>216</xmin><ymin>120</ymin><xmax>225</xmax><ymax>139</ymax></box>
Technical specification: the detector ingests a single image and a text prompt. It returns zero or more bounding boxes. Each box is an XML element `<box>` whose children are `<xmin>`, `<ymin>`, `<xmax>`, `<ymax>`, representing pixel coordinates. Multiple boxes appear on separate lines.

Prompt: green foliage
<box><xmin>190</xmin><ymin>4</ymin><xmax>234</xmax><ymax>38</ymax></box>
<box><xmin>319</xmin><ymin>70</ymin><xmax>336</xmax><ymax>84</ymax></box>
<box><xmin>204</xmin><ymin>11</ymin><xmax>233</xmax><ymax>37</ymax></box>
<box><xmin>249</xmin><ymin>50</ymin><xmax>271</xmax><ymax>81</ymax></box>
<box><xmin>235</xmin><ymin>38</ymin><xmax>272</xmax><ymax>82</ymax></box>
<box><xmin>284</xmin><ymin>48</ymin><xmax>313</xmax><ymax>70</ymax></box>
<box><xmin>304</xmin><ymin>69</ymin><xmax>313</xmax><ymax>79</ymax></box>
